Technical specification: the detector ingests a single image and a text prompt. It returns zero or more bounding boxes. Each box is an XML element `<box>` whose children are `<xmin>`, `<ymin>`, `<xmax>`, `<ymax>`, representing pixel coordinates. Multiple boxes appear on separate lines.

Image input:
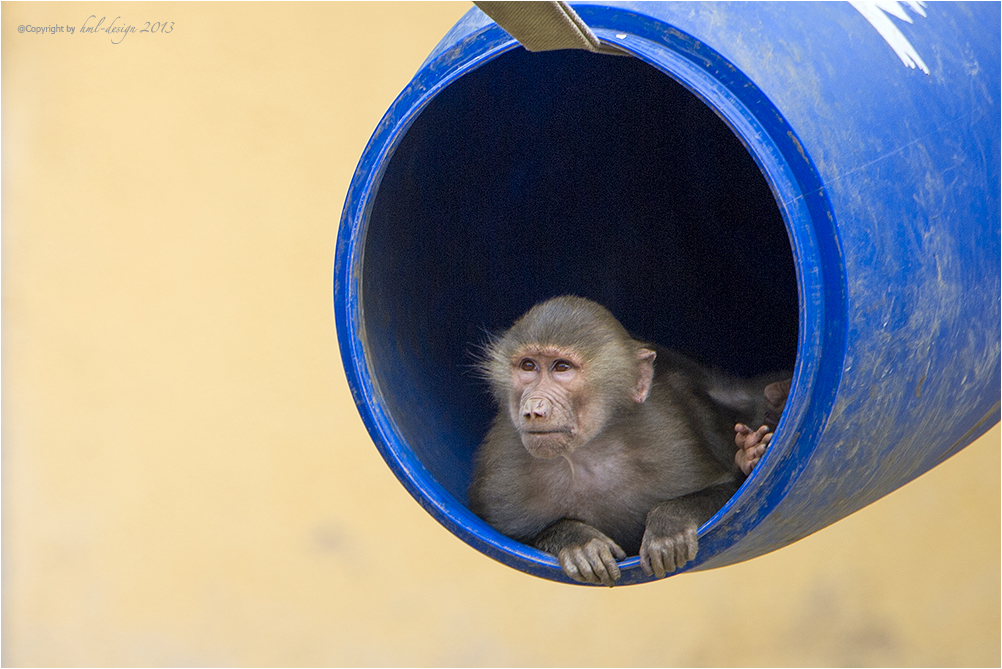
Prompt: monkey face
<box><xmin>507</xmin><ymin>348</ymin><xmax>610</xmax><ymax>458</ymax></box>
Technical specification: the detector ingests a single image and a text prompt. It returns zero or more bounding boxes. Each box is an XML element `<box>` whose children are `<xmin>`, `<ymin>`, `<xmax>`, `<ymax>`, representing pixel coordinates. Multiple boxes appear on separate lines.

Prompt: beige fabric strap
<box><xmin>474</xmin><ymin>1</ymin><xmax>624</xmax><ymax>54</ymax></box>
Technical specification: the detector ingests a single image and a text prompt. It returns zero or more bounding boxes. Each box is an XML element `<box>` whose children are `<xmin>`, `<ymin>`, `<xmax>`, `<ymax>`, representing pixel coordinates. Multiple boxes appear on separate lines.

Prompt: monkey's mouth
<box><xmin>520</xmin><ymin>429</ymin><xmax>575</xmax><ymax>458</ymax></box>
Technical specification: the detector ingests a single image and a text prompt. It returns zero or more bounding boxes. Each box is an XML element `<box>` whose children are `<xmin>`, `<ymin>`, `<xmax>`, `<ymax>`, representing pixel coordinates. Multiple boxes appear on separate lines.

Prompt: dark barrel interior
<box><xmin>361</xmin><ymin>49</ymin><xmax>798</xmax><ymax>502</ymax></box>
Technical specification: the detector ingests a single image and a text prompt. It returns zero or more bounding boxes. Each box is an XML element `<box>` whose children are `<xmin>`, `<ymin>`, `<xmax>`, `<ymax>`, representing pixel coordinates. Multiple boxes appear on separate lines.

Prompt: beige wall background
<box><xmin>2</xmin><ymin>2</ymin><xmax>999</xmax><ymax>666</ymax></box>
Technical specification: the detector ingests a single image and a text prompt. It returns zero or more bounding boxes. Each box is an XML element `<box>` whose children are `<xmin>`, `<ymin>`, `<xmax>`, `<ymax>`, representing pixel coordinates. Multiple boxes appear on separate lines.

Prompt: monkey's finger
<box><xmin>558</xmin><ymin>552</ymin><xmax>586</xmax><ymax>584</ymax></box>
<box><xmin>676</xmin><ymin>530</ymin><xmax>697</xmax><ymax>569</ymax></box>
<box><xmin>592</xmin><ymin>542</ymin><xmax>617</xmax><ymax>569</ymax></box>
<box><xmin>671</xmin><ymin>543</ymin><xmax>687</xmax><ymax>573</ymax></box>
<box><xmin>684</xmin><ymin>528</ymin><xmax>698</xmax><ymax>562</ymax></box>
<box><xmin>585</xmin><ymin>542</ymin><xmax>615</xmax><ymax>586</ymax></box>
<box><xmin>591</xmin><ymin>554</ymin><xmax>617</xmax><ymax>587</ymax></box>
<box><xmin>735</xmin><ymin>450</ymin><xmax>751</xmax><ymax>475</ymax></box>
<box><xmin>588</xmin><ymin>557</ymin><xmax>611</xmax><ymax>586</ymax></box>
<box><xmin>742</xmin><ymin>449</ymin><xmax>764</xmax><ymax>473</ymax></box>
<box><xmin>761</xmin><ymin>432</ymin><xmax>773</xmax><ymax>446</ymax></box>
<box><xmin>608</xmin><ymin>539</ymin><xmax>627</xmax><ymax>561</ymax></box>
<box><xmin>639</xmin><ymin>547</ymin><xmax>653</xmax><ymax>576</ymax></box>
<box><xmin>571</xmin><ymin>550</ymin><xmax>601</xmax><ymax>585</ymax></box>
<box><xmin>738</xmin><ymin>427</ymin><xmax>762</xmax><ymax>450</ymax></box>
<box><xmin>648</xmin><ymin>544</ymin><xmax>668</xmax><ymax>579</ymax></box>
<box><xmin>734</xmin><ymin>424</ymin><xmax>752</xmax><ymax>446</ymax></box>
<box><xmin>661</xmin><ymin>544</ymin><xmax>677</xmax><ymax>576</ymax></box>
<box><xmin>747</xmin><ymin>426</ymin><xmax>769</xmax><ymax>449</ymax></box>
<box><xmin>597</xmin><ymin>545</ymin><xmax>621</xmax><ymax>584</ymax></box>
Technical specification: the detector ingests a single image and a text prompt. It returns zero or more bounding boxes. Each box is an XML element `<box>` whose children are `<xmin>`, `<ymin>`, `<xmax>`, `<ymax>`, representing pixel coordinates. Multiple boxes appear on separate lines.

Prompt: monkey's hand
<box><xmin>734</xmin><ymin>423</ymin><xmax>773</xmax><ymax>475</ymax></box>
<box><xmin>534</xmin><ymin>519</ymin><xmax>627</xmax><ymax>587</ymax></box>
<box><xmin>640</xmin><ymin>506</ymin><xmax>699</xmax><ymax>579</ymax></box>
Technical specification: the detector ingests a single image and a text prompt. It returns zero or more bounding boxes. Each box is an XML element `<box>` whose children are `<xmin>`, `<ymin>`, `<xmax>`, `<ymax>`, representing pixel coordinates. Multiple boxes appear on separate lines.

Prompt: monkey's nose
<box><xmin>523</xmin><ymin>398</ymin><xmax>549</xmax><ymax>421</ymax></box>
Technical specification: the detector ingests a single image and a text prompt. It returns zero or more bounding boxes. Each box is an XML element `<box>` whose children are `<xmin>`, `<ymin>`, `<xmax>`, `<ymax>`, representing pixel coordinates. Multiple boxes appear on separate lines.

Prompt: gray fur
<box><xmin>468</xmin><ymin>296</ymin><xmax>787</xmax><ymax>584</ymax></box>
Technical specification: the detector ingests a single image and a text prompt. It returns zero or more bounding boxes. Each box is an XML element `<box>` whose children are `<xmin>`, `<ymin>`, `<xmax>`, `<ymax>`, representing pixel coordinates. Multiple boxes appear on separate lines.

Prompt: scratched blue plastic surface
<box><xmin>334</xmin><ymin>2</ymin><xmax>1001</xmax><ymax>584</ymax></box>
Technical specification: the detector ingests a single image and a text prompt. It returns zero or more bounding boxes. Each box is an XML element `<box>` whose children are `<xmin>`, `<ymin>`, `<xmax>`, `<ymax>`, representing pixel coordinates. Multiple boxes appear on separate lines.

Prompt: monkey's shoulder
<box><xmin>627</xmin><ymin>371</ymin><xmax>745</xmax><ymax>481</ymax></box>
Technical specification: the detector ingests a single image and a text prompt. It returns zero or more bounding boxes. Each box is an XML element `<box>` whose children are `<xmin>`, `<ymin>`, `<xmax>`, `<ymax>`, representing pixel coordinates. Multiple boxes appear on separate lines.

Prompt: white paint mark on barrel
<box><xmin>850</xmin><ymin>0</ymin><xmax>930</xmax><ymax>75</ymax></box>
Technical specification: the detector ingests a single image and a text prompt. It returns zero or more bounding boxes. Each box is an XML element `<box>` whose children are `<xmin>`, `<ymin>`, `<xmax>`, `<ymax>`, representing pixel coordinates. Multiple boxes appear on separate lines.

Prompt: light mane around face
<box><xmin>480</xmin><ymin>296</ymin><xmax>654</xmax><ymax>459</ymax></box>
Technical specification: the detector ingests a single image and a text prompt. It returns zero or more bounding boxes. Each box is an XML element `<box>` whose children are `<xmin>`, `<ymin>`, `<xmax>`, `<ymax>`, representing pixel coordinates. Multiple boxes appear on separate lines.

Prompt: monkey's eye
<box><xmin>519</xmin><ymin>359</ymin><xmax>537</xmax><ymax>372</ymax></box>
<box><xmin>552</xmin><ymin>360</ymin><xmax>573</xmax><ymax>373</ymax></box>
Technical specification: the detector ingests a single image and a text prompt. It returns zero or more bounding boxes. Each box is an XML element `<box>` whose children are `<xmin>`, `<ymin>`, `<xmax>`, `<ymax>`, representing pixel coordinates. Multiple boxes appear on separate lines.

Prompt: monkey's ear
<box><xmin>633</xmin><ymin>348</ymin><xmax>656</xmax><ymax>403</ymax></box>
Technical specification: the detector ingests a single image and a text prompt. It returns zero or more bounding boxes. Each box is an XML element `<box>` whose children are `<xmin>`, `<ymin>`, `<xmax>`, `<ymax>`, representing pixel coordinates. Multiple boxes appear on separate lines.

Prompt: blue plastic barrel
<box><xmin>334</xmin><ymin>2</ymin><xmax>1000</xmax><ymax>584</ymax></box>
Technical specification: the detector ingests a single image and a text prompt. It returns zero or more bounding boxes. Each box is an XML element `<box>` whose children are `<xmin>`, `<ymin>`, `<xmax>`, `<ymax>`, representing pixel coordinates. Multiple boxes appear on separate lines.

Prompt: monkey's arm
<box><xmin>640</xmin><ymin>481</ymin><xmax>740</xmax><ymax>579</ymax></box>
<box><xmin>534</xmin><ymin>519</ymin><xmax>627</xmax><ymax>587</ymax></box>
